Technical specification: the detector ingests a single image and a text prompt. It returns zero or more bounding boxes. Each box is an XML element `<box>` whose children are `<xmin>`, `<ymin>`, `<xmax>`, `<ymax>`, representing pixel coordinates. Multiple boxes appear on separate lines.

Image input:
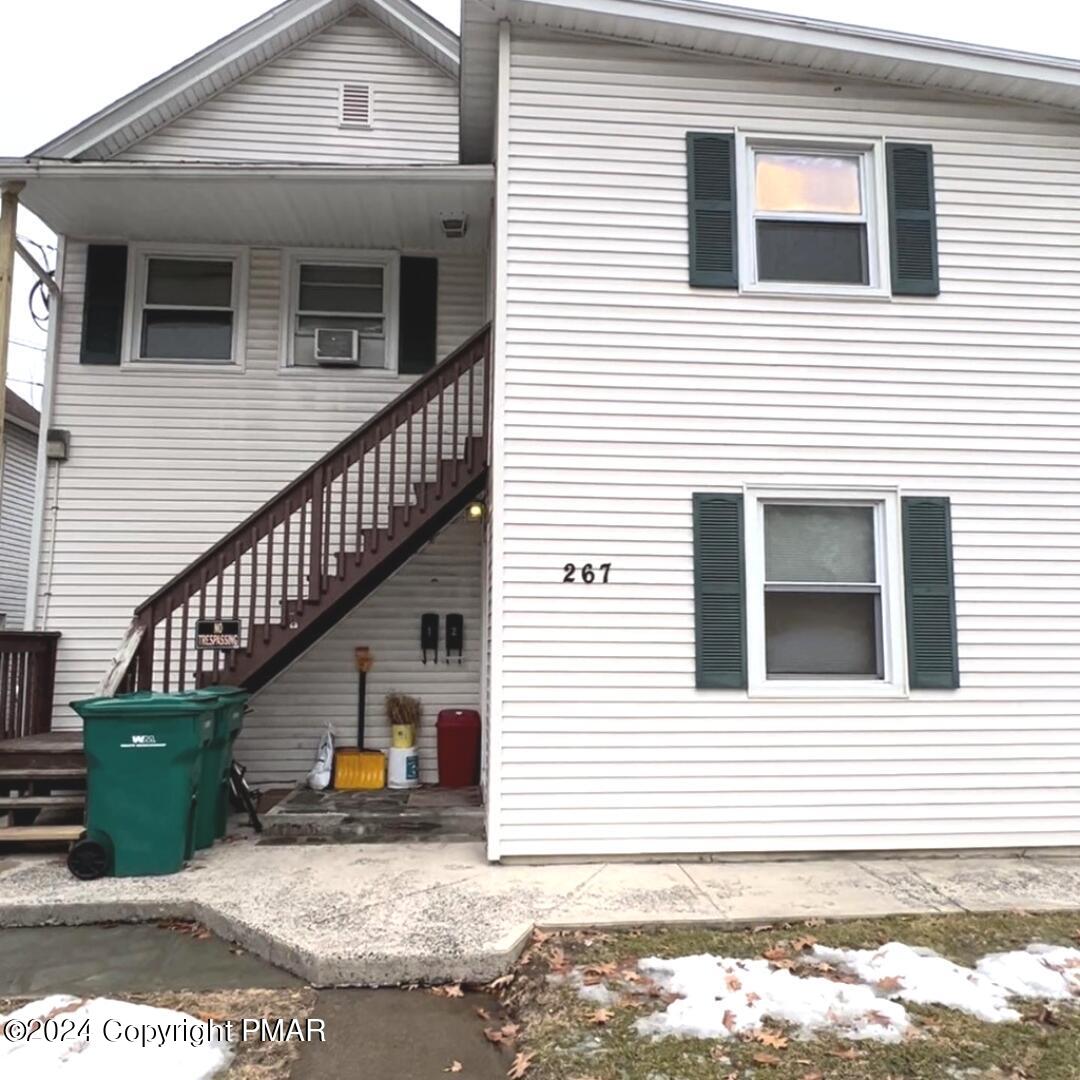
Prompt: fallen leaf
<box><xmin>725</xmin><ymin>974</ymin><xmax>743</xmax><ymax>991</ymax></box>
<box><xmin>762</xmin><ymin>946</ymin><xmax>789</xmax><ymax>962</ymax></box>
<box><xmin>752</xmin><ymin>1052</ymin><xmax>782</xmax><ymax>1066</ymax></box>
<box><xmin>791</xmin><ymin>936</ymin><xmax>817</xmax><ymax>952</ymax></box>
<box><xmin>722</xmin><ymin>1009</ymin><xmax>737</xmax><ymax>1032</ymax></box>
<box><xmin>1038</xmin><ymin>1004</ymin><xmax>1060</xmax><ymax>1026</ymax></box>
<box><xmin>444</xmin><ymin>1062</ymin><xmax>463</xmax><ymax>1074</ymax></box>
<box><xmin>475</xmin><ymin>1007</ymin><xmax>492</xmax><ymax>1021</ymax></box>
<box><xmin>531</xmin><ymin>928</ymin><xmax>553</xmax><ymax>944</ymax></box>
<box><xmin>487</xmin><ymin>974</ymin><xmax>514</xmax><ymax>991</ymax></box>
<box><xmin>746</xmin><ymin>991</ymin><xmax>761</xmax><ymax>1006</ymax></box>
<box><xmin>431</xmin><ymin>984</ymin><xmax>465</xmax><ymax>998</ymax></box>
<box><xmin>875</xmin><ymin>975</ymin><xmax>904</xmax><ymax>994</ymax></box>
<box><xmin>866</xmin><ymin>1010</ymin><xmax>894</xmax><ymax>1027</ymax></box>
<box><xmin>755</xmin><ymin>1030</ymin><xmax>789</xmax><ymax>1049</ymax></box>
<box><xmin>548</xmin><ymin>947</ymin><xmax>571</xmax><ymax>975</ymax></box>
<box><xmin>484</xmin><ymin>1028</ymin><xmax>505</xmax><ymax>1044</ymax></box>
<box><xmin>589</xmin><ymin>1008</ymin><xmax>613</xmax><ymax>1026</ymax></box>
<box><xmin>801</xmin><ymin>1073</ymin><xmax>824</xmax><ymax>1080</ymax></box>
<box><xmin>507</xmin><ymin>1051</ymin><xmax>534</xmax><ymax>1078</ymax></box>
<box><xmin>196</xmin><ymin>1011</ymin><xmax>228</xmax><ymax>1023</ymax></box>
<box><xmin>826</xmin><ymin>1047</ymin><xmax>861</xmax><ymax>1060</ymax></box>
<box><xmin>751</xmin><ymin>924</ymin><xmax>775</xmax><ymax>934</ymax></box>
<box><xmin>582</xmin><ymin>962</ymin><xmax>618</xmax><ymax>985</ymax></box>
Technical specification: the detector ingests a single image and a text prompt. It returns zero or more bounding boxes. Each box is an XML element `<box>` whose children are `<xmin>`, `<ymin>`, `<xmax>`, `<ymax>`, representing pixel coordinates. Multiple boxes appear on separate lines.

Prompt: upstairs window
<box><xmin>289</xmin><ymin>257</ymin><xmax>394</xmax><ymax>370</ymax></box>
<box><xmin>687</xmin><ymin>133</ymin><xmax>939</xmax><ymax>296</ymax></box>
<box><xmin>744</xmin><ymin>141</ymin><xmax>883</xmax><ymax>292</ymax></box>
<box><xmin>134</xmin><ymin>253</ymin><xmax>239</xmax><ymax>363</ymax></box>
<box><xmin>752</xmin><ymin>151</ymin><xmax>870</xmax><ymax>286</ymax></box>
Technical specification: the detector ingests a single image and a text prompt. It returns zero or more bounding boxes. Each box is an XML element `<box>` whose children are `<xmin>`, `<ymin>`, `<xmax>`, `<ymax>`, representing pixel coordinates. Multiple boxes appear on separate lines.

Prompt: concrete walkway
<box><xmin>1</xmin><ymin>843</ymin><xmax>1079</xmax><ymax>986</ymax></box>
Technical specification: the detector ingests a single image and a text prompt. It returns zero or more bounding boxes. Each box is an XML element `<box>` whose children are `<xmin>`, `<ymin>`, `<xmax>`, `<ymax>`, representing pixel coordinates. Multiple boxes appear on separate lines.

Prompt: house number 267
<box><xmin>563</xmin><ymin>563</ymin><xmax>611</xmax><ymax>584</ymax></box>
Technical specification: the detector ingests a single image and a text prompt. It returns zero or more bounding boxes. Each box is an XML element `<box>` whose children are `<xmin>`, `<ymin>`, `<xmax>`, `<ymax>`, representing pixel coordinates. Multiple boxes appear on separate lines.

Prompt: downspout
<box><xmin>0</xmin><ymin>183</ymin><xmax>23</xmax><ymax>512</ymax></box>
<box><xmin>25</xmin><ymin>235</ymin><xmax>64</xmax><ymax>630</ymax></box>
<box><xmin>484</xmin><ymin>19</ymin><xmax>512</xmax><ymax>862</ymax></box>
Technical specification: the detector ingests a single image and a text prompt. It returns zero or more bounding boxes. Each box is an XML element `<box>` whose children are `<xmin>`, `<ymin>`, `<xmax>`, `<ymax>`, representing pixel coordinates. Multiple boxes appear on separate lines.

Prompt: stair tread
<box><xmin>0</xmin><ymin>825</ymin><xmax>83</xmax><ymax>842</ymax></box>
<box><xmin>0</xmin><ymin>795</ymin><xmax>86</xmax><ymax>809</ymax></box>
<box><xmin>0</xmin><ymin>768</ymin><xmax>87</xmax><ymax>779</ymax></box>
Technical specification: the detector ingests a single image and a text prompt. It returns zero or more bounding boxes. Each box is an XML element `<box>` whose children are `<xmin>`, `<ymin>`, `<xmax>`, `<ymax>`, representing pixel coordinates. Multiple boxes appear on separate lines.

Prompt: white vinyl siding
<box><xmin>241</xmin><ymin>513</ymin><xmax>483</xmax><ymax>786</ymax></box>
<box><xmin>115</xmin><ymin>13</ymin><xmax>458</xmax><ymax>165</ymax></box>
<box><xmin>0</xmin><ymin>421</ymin><xmax>37</xmax><ymax>628</ymax></box>
<box><xmin>488</xmin><ymin>30</ymin><xmax>1080</xmax><ymax>858</ymax></box>
<box><xmin>38</xmin><ymin>241</ymin><xmax>487</xmax><ymax>731</ymax></box>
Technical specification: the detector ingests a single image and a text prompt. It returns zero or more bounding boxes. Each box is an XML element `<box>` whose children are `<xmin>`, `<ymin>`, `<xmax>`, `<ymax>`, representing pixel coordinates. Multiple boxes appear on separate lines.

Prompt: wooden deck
<box><xmin>0</xmin><ymin>731</ymin><xmax>85</xmax><ymax>843</ymax></box>
<box><xmin>0</xmin><ymin>730</ymin><xmax>85</xmax><ymax>773</ymax></box>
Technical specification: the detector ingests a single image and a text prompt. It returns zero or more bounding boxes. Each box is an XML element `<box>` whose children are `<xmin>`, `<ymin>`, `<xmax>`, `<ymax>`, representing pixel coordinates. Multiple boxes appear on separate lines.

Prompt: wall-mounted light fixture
<box><xmin>46</xmin><ymin>428</ymin><xmax>70</xmax><ymax>462</ymax></box>
<box><xmin>440</xmin><ymin>211</ymin><xmax>468</xmax><ymax>239</ymax></box>
<box><xmin>465</xmin><ymin>500</ymin><xmax>486</xmax><ymax>523</ymax></box>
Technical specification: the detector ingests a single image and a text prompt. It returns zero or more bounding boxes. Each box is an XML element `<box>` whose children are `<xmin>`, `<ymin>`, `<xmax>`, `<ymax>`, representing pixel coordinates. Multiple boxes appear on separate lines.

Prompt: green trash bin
<box><xmin>68</xmin><ymin>692</ymin><xmax>215</xmax><ymax>879</ymax></box>
<box><xmin>190</xmin><ymin>686</ymin><xmax>249</xmax><ymax>850</ymax></box>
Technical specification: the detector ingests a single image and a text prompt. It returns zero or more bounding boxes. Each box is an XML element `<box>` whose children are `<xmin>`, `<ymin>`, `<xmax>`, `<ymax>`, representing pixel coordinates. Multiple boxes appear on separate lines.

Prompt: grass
<box><xmin>499</xmin><ymin>911</ymin><xmax>1080</xmax><ymax>1080</ymax></box>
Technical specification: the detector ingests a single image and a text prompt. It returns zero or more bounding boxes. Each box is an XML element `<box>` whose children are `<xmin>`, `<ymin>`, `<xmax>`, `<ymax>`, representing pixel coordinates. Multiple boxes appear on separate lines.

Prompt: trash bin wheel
<box><xmin>68</xmin><ymin>837</ymin><xmax>110</xmax><ymax>880</ymax></box>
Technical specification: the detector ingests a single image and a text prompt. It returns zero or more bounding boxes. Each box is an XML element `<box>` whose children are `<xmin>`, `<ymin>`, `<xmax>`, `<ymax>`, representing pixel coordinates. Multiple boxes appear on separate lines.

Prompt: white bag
<box><xmin>308</xmin><ymin>725</ymin><xmax>334</xmax><ymax>790</ymax></box>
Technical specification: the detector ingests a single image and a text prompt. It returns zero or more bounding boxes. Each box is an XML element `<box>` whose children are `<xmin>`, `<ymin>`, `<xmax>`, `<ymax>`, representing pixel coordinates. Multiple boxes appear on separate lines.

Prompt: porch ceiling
<box><xmin>0</xmin><ymin>161</ymin><xmax>493</xmax><ymax>252</ymax></box>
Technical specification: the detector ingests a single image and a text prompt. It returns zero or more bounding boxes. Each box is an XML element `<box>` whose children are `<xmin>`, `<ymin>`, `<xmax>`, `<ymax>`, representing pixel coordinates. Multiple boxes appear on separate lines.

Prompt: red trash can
<box><xmin>436</xmin><ymin>709</ymin><xmax>482</xmax><ymax>787</ymax></box>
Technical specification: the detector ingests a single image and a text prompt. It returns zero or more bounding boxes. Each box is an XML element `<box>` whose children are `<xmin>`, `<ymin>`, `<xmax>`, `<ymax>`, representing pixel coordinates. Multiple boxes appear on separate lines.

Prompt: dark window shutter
<box><xmin>398</xmin><ymin>256</ymin><xmax>438</xmax><ymax>375</ymax></box>
<box><xmin>887</xmin><ymin>143</ymin><xmax>939</xmax><ymax>296</ymax></box>
<box><xmin>902</xmin><ymin>496</ymin><xmax>959</xmax><ymax>689</ymax></box>
<box><xmin>692</xmin><ymin>493</ymin><xmax>746</xmax><ymax>688</ymax></box>
<box><xmin>687</xmin><ymin>132</ymin><xmax>738</xmax><ymax>288</ymax></box>
<box><xmin>80</xmin><ymin>244</ymin><xmax>128</xmax><ymax>365</ymax></box>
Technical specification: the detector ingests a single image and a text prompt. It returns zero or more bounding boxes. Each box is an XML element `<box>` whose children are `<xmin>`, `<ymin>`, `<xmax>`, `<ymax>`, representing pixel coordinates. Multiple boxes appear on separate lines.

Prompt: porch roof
<box><xmin>0</xmin><ymin>161</ymin><xmax>492</xmax><ymax>252</ymax></box>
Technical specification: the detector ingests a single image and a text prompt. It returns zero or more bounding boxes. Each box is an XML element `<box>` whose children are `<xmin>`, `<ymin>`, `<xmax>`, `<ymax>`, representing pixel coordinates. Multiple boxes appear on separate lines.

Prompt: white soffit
<box><xmin>460</xmin><ymin>0</ymin><xmax>1080</xmax><ymax>163</ymax></box>
<box><xmin>35</xmin><ymin>0</ymin><xmax>459</xmax><ymax>161</ymax></box>
<box><xmin>0</xmin><ymin>162</ymin><xmax>494</xmax><ymax>252</ymax></box>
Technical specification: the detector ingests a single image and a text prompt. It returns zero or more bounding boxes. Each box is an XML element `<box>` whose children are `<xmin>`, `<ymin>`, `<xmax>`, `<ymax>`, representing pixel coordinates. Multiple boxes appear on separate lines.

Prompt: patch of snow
<box><xmin>0</xmin><ymin>995</ymin><xmax>233</xmax><ymax>1079</ymax></box>
<box><xmin>635</xmin><ymin>955</ymin><xmax>910</xmax><ymax>1043</ymax></box>
<box><xmin>976</xmin><ymin>945</ymin><xmax>1080</xmax><ymax>1000</ymax></box>
<box><xmin>813</xmin><ymin>942</ymin><xmax>1021</xmax><ymax>1023</ymax></box>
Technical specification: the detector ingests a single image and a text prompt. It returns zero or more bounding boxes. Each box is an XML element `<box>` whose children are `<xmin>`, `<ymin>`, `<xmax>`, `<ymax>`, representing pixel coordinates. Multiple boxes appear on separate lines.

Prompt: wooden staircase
<box><xmin>119</xmin><ymin>325</ymin><xmax>492</xmax><ymax>694</ymax></box>
<box><xmin>0</xmin><ymin>631</ymin><xmax>84</xmax><ymax>844</ymax></box>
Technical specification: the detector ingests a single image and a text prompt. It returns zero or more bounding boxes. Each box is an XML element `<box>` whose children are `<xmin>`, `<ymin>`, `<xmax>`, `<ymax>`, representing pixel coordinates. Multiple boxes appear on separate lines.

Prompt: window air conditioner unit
<box><xmin>314</xmin><ymin>328</ymin><xmax>360</xmax><ymax>366</ymax></box>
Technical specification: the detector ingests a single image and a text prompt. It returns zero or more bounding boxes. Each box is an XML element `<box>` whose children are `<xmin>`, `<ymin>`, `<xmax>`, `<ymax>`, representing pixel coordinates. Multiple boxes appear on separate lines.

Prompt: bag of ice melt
<box><xmin>308</xmin><ymin>724</ymin><xmax>334</xmax><ymax>790</ymax></box>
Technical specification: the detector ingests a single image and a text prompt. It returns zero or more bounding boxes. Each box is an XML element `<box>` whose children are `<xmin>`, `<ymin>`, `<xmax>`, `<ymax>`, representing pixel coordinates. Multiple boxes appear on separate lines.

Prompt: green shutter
<box><xmin>687</xmin><ymin>132</ymin><xmax>738</xmax><ymax>288</ymax></box>
<box><xmin>80</xmin><ymin>244</ymin><xmax>128</xmax><ymax>365</ymax></box>
<box><xmin>693</xmin><ymin>493</ymin><xmax>746</xmax><ymax>688</ymax></box>
<box><xmin>887</xmin><ymin>143</ymin><xmax>940</xmax><ymax>296</ymax></box>
<box><xmin>398</xmin><ymin>256</ymin><xmax>439</xmax><ymax>374</ymax></box>
<box><xmin>902</xmin><ymin>496</ymin><xmax>959</xmax><ymax>689</ymax></box>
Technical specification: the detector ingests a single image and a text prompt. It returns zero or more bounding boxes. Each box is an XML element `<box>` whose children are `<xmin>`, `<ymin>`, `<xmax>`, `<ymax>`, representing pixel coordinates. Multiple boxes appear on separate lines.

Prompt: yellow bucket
<box><xmin>333</xmin><ymin>749</ymin><xmax>386</xmax><ymax>790</ymax></box>
<box><xmin>391</xmin><ymin>724</ymin><xmax>415</xmax><ymax>749</ymax></box>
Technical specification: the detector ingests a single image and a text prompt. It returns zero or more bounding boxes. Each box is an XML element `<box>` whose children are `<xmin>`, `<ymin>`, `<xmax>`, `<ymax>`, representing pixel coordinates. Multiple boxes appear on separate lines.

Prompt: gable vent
<box><xmin>339</xmin><ymin>82</ymin><xmax>373</xmax><ymax>128</ymax></box>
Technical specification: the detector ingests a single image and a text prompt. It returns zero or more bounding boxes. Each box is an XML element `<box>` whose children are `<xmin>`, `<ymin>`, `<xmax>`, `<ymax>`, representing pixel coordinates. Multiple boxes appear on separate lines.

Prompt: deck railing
<box><xmin>124</xmin><ymin>324</ymin><xmax>492</xmax><ymax>693</ymax></box>
<box><xmin>0</xmin><ymin>631</ymin><xmax>61</xmax><ymax>740</ymax></box>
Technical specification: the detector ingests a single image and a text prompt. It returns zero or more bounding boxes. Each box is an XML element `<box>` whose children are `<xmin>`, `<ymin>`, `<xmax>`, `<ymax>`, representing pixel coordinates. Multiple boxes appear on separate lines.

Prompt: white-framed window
<box><xmin>284</xmin><ymin>251</ymin><xmax>398</xmax><ymax>371</ymax></box>
<box><xmin>744</xmin><ymin>488</ymin><xmax>906</xmax><ymax>697</ymax></box>
<box><xmin>737</xmin><ymin>135</ymin><xmax>889</xmax><ymax>296</ymax></box>
<box><xmin>128</xmin><ymin>246</ymin><xmax>244</xmax><ymax>365</ymax></box>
